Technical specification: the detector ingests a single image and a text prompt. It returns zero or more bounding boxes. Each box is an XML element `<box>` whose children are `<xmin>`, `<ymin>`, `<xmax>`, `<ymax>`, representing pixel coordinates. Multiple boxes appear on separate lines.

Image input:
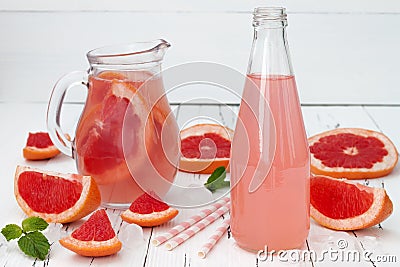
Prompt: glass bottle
<box><xmin>230</xmin><ymin>7</ymin><xmax>310</xmax><ymax>251</ymax></box>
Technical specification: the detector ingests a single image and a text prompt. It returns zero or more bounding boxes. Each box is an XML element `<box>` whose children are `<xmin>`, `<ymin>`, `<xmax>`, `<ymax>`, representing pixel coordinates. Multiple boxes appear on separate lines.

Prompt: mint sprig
<box><xmin>1</xmin><ymin>217</ymin><xmax>50</xmax><ymax>260</ymax></box>
<box><xmin>204</xmin><ymin>166</ymin><xmax>230</xmax><ymax>192</ymax></box>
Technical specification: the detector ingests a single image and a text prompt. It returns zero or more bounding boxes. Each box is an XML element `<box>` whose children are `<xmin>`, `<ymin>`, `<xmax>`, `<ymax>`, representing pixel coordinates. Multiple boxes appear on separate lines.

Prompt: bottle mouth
<box><xmin>253</xmin><ymin>7</ymin><xmax>288</xmax><ymax>28</ymax></box>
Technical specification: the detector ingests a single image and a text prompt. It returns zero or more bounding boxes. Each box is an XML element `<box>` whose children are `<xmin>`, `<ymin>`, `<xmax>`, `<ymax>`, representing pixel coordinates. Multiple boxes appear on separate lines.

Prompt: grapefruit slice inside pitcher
<box><xmin>179</xmin><ymin>124</ymin><xmax>234</xmax><ymax>174</ymax></box>
<box><xmin>14</xmin><ymin>165</ymin><xmax>101</xmax><ymax>223</ymax></box>
<box><xmin>59</xmin><ymin>209</ymin><xmax>122</xmax><ymax>257</ymax></box>
<box><xmin>309</xmin><ymin>128</ymin><xmax>398</xmax><ymax>179</ymax></box>
<box><xmin>75</xmin><ymin>72</ymin><xmax>152</xmax><ymax>186</ymax></box>
<box><xmin>310</xmin><ymin>175</ymin><xmax>393</xmax><ymax>230</ymax></box>
<box><xmin>121</xmin><ymin>192</ymin><xmax>178</xmax><ymax>227</ymax></box>
<box><xmin>23</xmin><ymin>132</ymin><xmax>60</xmax><ymax>160</ymax></box>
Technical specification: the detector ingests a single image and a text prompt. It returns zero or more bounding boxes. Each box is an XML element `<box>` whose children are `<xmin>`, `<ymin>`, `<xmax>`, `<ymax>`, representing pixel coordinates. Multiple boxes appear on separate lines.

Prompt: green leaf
<box><xmin>1</xmin><ymin>224</ymin><xmax>23</xmax><ymax>241</ymax></box>
<box><xmin>22</xmin><ymin>217</ymin><xmax>48</xmax><ymax>232</ymax></box>
<box><xmin>17</xmin><ymin>231</ymin><xmax>50</xmax><ymax>260</ymax></box>
<box><xmin>204</xmin><ymin>166</ymin><xmax>230</xmax><ymax>192</ymax></box>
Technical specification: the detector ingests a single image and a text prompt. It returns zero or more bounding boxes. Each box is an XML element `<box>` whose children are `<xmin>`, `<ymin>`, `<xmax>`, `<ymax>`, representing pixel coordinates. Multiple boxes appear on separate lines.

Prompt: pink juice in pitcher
<box><xmin>75</xmin><ymin>71</ymin><xmax>179</xmax><ymax>207</ymax></box>
<box><xmin>230</xmin><ymin>8</ymin><xmax>310</xmax><ymax>252</ymax></box>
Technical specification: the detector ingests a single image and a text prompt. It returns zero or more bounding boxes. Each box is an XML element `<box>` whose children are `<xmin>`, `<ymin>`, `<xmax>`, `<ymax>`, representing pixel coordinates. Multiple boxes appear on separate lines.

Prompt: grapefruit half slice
<box><xmin>309</xmin><ymin>128</ymin><xmax>398</xmax><ymax>179</ymax></box>
<box><xmin>59</xmin><ymin>209</ymin><xmax>122</xmax><ymax>257</ymax></box>
<box><xmin>23</xmin><ymin>132</ymin><xmax>60</xmax><ymax>160</ymax></box>
<box><xmin>310</xmin><ymin>175</ymin><xmax>393</xmax><ymax>230</ymax></box>
<box><xmin>14</xmin><ymin>165</ymin><xmax>101</xmax><ymax>223</ymax></box>
<box><xmin>121</xmin><ymin>192</ymin><xmax>178</xmax><ymax>227</ymax></box>
<box><xmin>179</xmin><ymin>124</ymin><xmax>234</xmax><ymax>174</ymax></box>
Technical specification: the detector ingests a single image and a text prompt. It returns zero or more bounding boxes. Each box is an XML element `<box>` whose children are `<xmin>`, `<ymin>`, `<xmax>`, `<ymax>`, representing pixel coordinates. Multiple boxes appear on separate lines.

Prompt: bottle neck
<box><xmin>247</xmin><ymin>17</ymin><xmax>293</xmax><ymax>77</ymax></box>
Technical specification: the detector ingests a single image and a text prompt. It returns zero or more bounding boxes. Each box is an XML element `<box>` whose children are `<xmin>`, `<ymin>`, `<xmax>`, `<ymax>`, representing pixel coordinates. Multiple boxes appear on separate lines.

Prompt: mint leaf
<box><xmin>18</xmin><ymin>231</ymin><xmax>50</xmax><ymax>260</ymax></box>
<box><xmin>204</xmin><ymin>166</ymin><xmax>230</xmax><ymax>192</ymax></box>
<box><xmin>22</xmin><ymin>217</ymin><xmax>48</xmax><ymax>232</ymax></box>
<box><xmin>1</xmin><ymin>224</ymin><xmax>23</xmax><ymax>241</ymax></box>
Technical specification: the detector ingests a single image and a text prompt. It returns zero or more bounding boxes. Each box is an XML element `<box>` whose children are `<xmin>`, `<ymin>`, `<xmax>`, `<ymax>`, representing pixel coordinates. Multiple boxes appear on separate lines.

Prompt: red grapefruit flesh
<box><xmin>121</xmin><ymin>192</ymin><xmax>178</xmax><ymax>227</ymax></box>
<box><xmin>310</xmin><ymin>175</ymin><xmax>393</xmax><ymax>230</ymax></box>
<box><xmin>179</xmin><ymin>124</ymin><xmax>234</xmax><ymax>174</ymax></box>
<box><xmin>75</xmin><ymin>73</ymin><xmax>152</xmax><ymax>186</ymax></box>
<box><xmin>309</xmin><ymin>128</ymin><xmax>398</xmax><ymax>179</ymax></box>
<box><xmin>14</xmin><ymin>165</ymin><xmax>101</xmax><ymax>223</ymax></box>
<box><xmin>59</xmin><ymin>209</ymin><xmax>122</xmax><ymax>257</ymax></box>
<box><xmin>23</xmin><ymin>132</ymin><xmax>61</xmax><ymax>160</ymax></box>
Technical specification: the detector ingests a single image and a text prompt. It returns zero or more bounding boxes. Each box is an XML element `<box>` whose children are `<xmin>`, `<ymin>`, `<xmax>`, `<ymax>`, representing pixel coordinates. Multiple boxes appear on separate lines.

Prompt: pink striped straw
<box><xmin>164</xmin><ymin>203</ymin><xmax>230</xmax><ymax>250</ymax></box>
<box><xmin>152</xmin><ymin>197</ymin><xmax>230</xmax><ymax>246</ymax></box>
<box><xmin>198</xmin><ymin>217</ymin><xmax>230</xmax><ymax>258</ymax></box>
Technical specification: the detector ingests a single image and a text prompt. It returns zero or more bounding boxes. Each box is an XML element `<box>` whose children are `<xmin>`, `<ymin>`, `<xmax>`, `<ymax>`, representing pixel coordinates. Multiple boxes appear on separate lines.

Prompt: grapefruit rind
<box><xmin>23</xmin><ymin>145</ymin><xmax>60</xmax><ymax>160</ymax></box>
<box><xmin>309</xmin><ymin>128</ymin><xmax>398</xmax><ymax>179</ymax></box>
<box><xmin>59</xmin><ymin>236</ymin><xmax>122</xmax><ymax>257</ymax></box>
<box><xmin>310</xmin><ymin>176</ymin><xmax>393</xmax><ymax>230</ymax></box>
<box><xmin>14</xmin><ymin>165</ymin><xmax>101</xmax><ymax>223</ymax></box>
<box><xmin>179</xmin><ymin>124</ymin><xmax>234</xmax><ymax>174</ymax></box>
<box><xmin>121</xmin><ymin>207</ymin><xmax>179</xmax><ymax>227</ymax></box>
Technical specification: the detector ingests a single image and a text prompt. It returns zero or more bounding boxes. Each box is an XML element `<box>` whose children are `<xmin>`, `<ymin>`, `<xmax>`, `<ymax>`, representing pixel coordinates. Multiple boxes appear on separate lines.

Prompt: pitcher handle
<box><xmin>47</xmin><ymin>71</ymin><xmax>88</xmax><ymax>158</ymax></box>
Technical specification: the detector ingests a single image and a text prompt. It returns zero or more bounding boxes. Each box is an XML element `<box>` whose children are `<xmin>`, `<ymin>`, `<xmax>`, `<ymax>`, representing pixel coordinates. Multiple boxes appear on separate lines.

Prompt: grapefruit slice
<box><xmin>309</xmin><ymin>128</ymin><xmax>398</xmax><ymax>179</ymax></box>
<box><xmin>75</xmin><ymin>74</ymin><xmax>153</xmax><ymax>186</ymax></box>
<box><xmin>14</xmin><ymin>165</ymin><xmax>101</xmax><ymax>223</ymax></box>
<box><xmin>23</xmin><ymin>132</ymin><xmax>60</xmax><ymax>160</ymax></box>
<box><xmin>59</xmin><ymin>209</ymin><xmax>122</xmax><ymax>257</ymax></box>
<box><xmin>310</xmin><ymin>175</ymin><xmax>393</xmax><ymax>230</ymax></box>
<box><xmin>179</xmin><ymin>124</ymin><xmax>234</xmax><ymax>174</ymax></box>
<box><xmin>121</xmin><ymin>192</ymin><xmax>178</xmax><ymax>227</ymax></box>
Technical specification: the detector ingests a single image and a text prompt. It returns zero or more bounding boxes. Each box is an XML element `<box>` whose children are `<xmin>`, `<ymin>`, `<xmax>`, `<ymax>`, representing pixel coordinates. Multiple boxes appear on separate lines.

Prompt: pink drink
<box><xmin>75</xmin><ymin>71</ymin><xmax>179</xmax><ymax>207</ymax></box>
<box><xmin>230</xmin><ymin>74</ymin><xmax>310</xmax><ymax>251</ymax></box>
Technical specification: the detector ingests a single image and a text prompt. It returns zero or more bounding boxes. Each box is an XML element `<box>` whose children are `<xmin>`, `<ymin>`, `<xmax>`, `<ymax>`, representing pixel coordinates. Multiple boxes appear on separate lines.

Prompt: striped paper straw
<box><xmin>164</xmin><ymin>203</ymin><xmax>230</xmax><ymax>250</ymax></box>
<box><xmin>152</xmin><ymin>197</ymin><xmax>230</xmax><ymax>246</ymax></box>
<box><xmin>198</xmin><ymin>217</ymin><xmax>230</xmax><ymax>258</ymax></box>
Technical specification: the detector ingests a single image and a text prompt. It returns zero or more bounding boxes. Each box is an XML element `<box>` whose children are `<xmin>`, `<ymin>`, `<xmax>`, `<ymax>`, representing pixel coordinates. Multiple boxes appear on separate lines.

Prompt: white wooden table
<box><xmin>0</xmin><ymin>102</ymin><xmax>398</xmax><ymax>267</ymax></box>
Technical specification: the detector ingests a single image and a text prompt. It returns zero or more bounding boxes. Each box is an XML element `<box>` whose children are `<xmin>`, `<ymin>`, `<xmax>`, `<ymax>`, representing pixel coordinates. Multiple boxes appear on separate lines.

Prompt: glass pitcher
<box><xmin>47</xmin><ymin>40</ymin><xmax>180</xmax><ymax>208</ymax></box>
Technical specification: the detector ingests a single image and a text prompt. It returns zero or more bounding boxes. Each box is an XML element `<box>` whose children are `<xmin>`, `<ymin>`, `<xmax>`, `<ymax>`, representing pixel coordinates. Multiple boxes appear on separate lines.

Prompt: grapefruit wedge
<box><xmin>23</xmin><ymin>132</ymin><xmax>60</xmax><ymax>160</ymax></box>
<box><xmin>121</xmin><ymin>192</ymin><xmax>178</xmax><ymax>227</ymax></box>
<box><xmin>179</xmin><ymin>124</ymin><xmax>234</xmax><ymax>174</ymax></box>
<box><xmin>14</xmin><ymin>165</ymin><xmax>101</xmax><ymax>223</ymax></box>
<box><xmin>60</xmin><ymin>209</ymin><xmax>122</xmax><ymax>257</ymax></box>
<box><xmin>309</xmin><ymin>128</ymin><xmax>398</xmax><ymax>179</ymax></box>
<box><xmin>310</xmin><ymin>175</ymin><xmax>393</xmax><ymax>230</ymax></box>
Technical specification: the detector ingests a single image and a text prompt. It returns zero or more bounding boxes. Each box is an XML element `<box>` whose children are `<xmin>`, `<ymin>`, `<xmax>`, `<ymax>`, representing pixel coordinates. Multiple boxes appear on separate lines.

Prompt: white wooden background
<box><xmin>1</xmin><ymin>0</ymin><xmax>400</xmax><ymax>104</ymax></box>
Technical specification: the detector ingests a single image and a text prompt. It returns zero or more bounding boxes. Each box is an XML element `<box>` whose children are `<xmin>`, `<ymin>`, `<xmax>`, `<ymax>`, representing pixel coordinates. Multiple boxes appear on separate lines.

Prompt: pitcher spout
<box><xmin>150</xmin><ymin>39</ymin><xmax>171</xmax><ymax>61</ymax></box>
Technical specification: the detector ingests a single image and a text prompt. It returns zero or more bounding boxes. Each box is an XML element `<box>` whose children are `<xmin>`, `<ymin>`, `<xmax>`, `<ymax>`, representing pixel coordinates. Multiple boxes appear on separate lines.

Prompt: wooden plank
<box><xmin>1</xmin><ymin>13</ymin><xmax>400</xmax><ymax>104</ymax></box>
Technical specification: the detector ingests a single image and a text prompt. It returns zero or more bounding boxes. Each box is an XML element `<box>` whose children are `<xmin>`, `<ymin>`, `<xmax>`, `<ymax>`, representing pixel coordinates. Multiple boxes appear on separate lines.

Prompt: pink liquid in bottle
<box><xmin>230</xmin><ymin>7</ymin><xmax>310</xmax><ymax>252</ymax></box>
<box><xmin>231</xmin><ymin>75</ymin><xmax>310</xmax><ymax>251</ymax></box>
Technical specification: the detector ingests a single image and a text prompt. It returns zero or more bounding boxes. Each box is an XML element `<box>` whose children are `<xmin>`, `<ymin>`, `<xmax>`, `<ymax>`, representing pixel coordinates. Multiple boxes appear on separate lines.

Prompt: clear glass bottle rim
<box><xmin>253</xmin><ymin>7</ymin><xmax>287</xmax><ymax>21</ymax></box>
